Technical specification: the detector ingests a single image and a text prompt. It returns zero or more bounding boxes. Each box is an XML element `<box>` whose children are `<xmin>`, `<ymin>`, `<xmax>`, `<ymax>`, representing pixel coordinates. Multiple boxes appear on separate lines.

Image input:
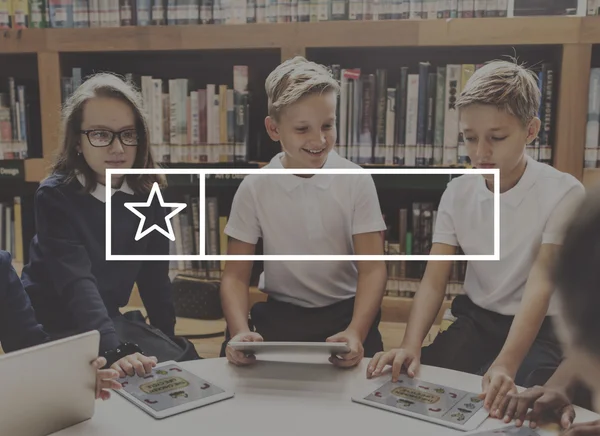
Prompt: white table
<box><xmin>51</xmin><ymin>354</ymin><xmax>600</xmax><ymax>436</ymax></box>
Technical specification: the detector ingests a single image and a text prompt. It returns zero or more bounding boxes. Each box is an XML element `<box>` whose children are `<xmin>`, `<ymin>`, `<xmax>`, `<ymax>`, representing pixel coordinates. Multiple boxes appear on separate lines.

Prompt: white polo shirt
<box><xmin>224</xmin><ymin>150</ymin><xmax>387</xmax><ymax>308</ymax></box>
<box><xmin>433</xmin><ymin>155</ymin><xmax>585</xmax><ymax>316</ymax></box>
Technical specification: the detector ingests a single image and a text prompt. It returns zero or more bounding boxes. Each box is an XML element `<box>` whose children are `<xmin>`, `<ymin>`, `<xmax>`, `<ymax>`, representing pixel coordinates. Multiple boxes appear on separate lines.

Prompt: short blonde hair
<box><xmin>265</xmin><ymin>56</ymin><xmax>340</xmax><ymax>119</ymax></box>
<box><xmin>456</xmin><ymin>60</ymin><xmax>541</xmax><ymax>126</ymax></box>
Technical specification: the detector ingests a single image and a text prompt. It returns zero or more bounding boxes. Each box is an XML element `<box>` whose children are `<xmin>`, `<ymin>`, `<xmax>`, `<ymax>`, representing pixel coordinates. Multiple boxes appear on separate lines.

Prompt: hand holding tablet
<box><xmin>225</xmin><ymin>331</ymin><xmax>265</xmax><ymax>366</ymax></box>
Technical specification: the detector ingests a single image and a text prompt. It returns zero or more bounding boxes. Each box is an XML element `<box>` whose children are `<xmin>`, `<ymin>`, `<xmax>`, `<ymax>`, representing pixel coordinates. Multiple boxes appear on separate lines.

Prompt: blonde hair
<box><xmin>51</xmin><ymin>72</ymin><xmax>164</xmax><ymax>194</ymax></box>
<box><xmin>265</xmin><ymin>56</ymin><xmax>340</xmax><ymax>119</ymax></box>
<box><xmin>456</xmin><ymin>60</ymin><xmax>541</xmax><ymax>126</ymax></box>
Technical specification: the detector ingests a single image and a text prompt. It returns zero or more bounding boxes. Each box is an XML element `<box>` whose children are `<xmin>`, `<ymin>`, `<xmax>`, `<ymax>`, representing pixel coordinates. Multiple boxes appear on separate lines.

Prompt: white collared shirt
<box><xmin>433</xmin><ymin>155</ymin><xmax>585</xmax><ymax>315</ymax></box>
<box><xmin>76</xmin><ymin>173</ymin><xmax>134</xmax><ymax>203</ymax></box>
<box><xmin>224</xmin><ymin>150</ymin><xmax>387</xmax><ymax>308</ymax></box>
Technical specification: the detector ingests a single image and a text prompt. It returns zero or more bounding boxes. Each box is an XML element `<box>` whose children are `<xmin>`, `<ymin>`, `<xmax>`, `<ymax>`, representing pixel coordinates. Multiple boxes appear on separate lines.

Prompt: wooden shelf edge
<box><xmin>24</xmin><ymin>158</ymin><xmax>49</xmax><ymax>182</ymax></box>
<box><xmin>0</xmin><ymin>17</ymin><xmax>595</xmax><ymax>54</ymax></box>
<box><xmin>580</xmin><ymin>16</ymin><xmax>600</xmax><ymax>43</ymax></box>
<box><xmin>45</xmin><ymin>24</ymin><xmax>292</xmax><ymax>53</ymax></box>
<box><xmin>583</xmin><ymin>168</ymin><xmax>600</xmax><ymax>189</ymax></box>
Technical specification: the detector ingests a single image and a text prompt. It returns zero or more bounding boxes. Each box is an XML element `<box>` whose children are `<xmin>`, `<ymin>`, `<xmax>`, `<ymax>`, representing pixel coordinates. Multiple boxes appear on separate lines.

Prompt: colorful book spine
<box><xmin>48</xmin><ymin>0</ymin><xmax>73</xmax><ymax>27</ymax></box>
<box><xmin>585</xmin><ymin>68</ymin><xmax>600</xmax><ymax>168</ymax></box>
<box><xmin>374</xmin><ymin>69</ymin><xmax>387</xmax><ymax>164</ymax></box>
<box><xmin>443</xmin><ymin>65</ymin><xmax>461</xmax><ymax>166</ymax></box>
<box><xmin>233</xmin><ymin>65</ymin><xmax>249</xmax><ymax>162</ymax></box>
<box><xmin>394</xmin><ymin>67</ymin><xmax>408</xmax><ymax>165</ymax></box>
<box><xmin>457</xmin><ymin>64</ymin><xmax>474</xmax><ymax>165</ymax></box>
<box><xmin>385</xmin><ymin>88</ymin><xmax>396</xmax><ymax>165</ymax></box>
<box><xmin>405</xmin><ymin>73</ymin><xmax>419</xmax><ymax>167</ymax></box>
<box><xmin>433</xmin><ymin>66</ymin><xmax>446</xmax><ymax>166</ymax></box>
<box><xmin>0</xmin><ymin>0</ymin><xmax>11</xmax><ymax>28</ymax></box>
<box><xmin>12</xmin><ymin>0</ymin><xmax>29</xmax><ymax>28</ymax></box>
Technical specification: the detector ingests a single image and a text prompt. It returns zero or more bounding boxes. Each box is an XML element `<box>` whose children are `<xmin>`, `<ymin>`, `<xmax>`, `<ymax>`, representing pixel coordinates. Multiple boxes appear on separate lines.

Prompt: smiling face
<box><xmin>459</xmin><ymin>103</ymin><xmax>540</xmax><ymax>188</ymax></box>
<box><xmin>77</xmin><ymin>96</ymin><xmax>138</xmax><ymax>187</ymax></box>
<box><xmin>264</xmin><ymin>91</ymin><xmax>337</xmax><ymax>169</ymax></box>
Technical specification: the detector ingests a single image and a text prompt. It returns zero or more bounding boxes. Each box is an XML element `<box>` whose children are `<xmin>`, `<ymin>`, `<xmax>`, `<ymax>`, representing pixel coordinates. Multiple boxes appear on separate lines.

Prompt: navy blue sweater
<box><xmin>0</xmin><ymin>250</ymin><xmax>49</xmax><ymax>353</ymax></box>
<box><xmin>21</xmin><ymin>174</ymin><xmax>176</xmax><ymax>353</ymax></box>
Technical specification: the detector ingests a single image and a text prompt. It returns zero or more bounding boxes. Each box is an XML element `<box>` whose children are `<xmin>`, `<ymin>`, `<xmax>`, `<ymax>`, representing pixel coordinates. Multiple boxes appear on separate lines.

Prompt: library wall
<box><xmin>1</xmin><ymin>6</ymin><xmax>600</xmax><ymax>317</ymax></box>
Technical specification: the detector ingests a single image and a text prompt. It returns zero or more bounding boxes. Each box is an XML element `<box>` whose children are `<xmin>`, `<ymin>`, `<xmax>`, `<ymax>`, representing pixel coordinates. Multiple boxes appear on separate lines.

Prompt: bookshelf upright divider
<box><xmin>37</xmin><ymin>51</ymin><xmax>62</xmax><ymax>177</ymax></box>
<box><xmin>555</xmin><ymin>43</ymin><xmax>593</xmax><ymax>180</ymax></box>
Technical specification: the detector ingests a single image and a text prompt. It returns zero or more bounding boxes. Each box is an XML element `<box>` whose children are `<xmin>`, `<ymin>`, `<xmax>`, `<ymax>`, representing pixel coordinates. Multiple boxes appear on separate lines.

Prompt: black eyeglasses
<box><xmin>80</xmin><ymin>129</ymin><xmax>139</xmax><ymax>147</ymax></box>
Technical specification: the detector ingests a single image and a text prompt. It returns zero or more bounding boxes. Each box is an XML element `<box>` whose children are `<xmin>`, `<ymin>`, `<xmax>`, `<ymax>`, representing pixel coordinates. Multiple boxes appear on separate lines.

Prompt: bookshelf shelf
<box><xmin>1</xmin><ymin>17</ymin><xmax>597</xmax><ymax>55</ymax></box>
<box><xmin>581</xmin><ymin>17</ymin><xmax>600</xmax><ymax>43</ymax></box>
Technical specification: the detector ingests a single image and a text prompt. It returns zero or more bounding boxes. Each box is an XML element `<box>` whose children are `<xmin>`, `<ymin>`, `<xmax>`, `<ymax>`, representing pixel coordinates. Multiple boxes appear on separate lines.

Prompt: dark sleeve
<box><xmin>35</xmin><ymin>187</ymin><xmax>120</xmax><ymax>352</ymax></box>
<box><xmin>0</xmin><ymin>251</ymin><xmax>50</xmax><ymax>352</ymax></box>
<box><xmin>136</xmin><ymin>203</ymin><xmax>176</xmax><ymax>337</ymax></box>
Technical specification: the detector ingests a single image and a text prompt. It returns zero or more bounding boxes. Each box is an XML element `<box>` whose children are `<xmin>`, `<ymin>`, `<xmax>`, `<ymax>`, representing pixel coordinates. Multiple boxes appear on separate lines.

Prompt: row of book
<box><xmin>585</xmin><ymin>67</ymin><xmax>600</xmax><ymax>169</ymax></box>
<box><xmin>62</xmin><ymin>66</ymin><xmax>251</xmax><ymax>164</ymax></box>
<box><xmin>167</xmin><ymin>195</ymin><xmax>467</xmax><ymax>299</ymax></box>
<box><xmin>330</xmin><ymin>62</ymin><xmax>555</xmax><ymax>167</ymax></box>
<box><xmin>2</xmin><ymin>0</ymin><xmax>596</xmax><ymax>29</ymax></box>
<box><xmin>0</xmin><ymin>198</ymin><xmax>24</xmax><ymax>264</ymax></box>
<box><xmin>0</xmin><ymin>78</ymin><xmax>29</xmax><ymax>160</ymax></box>
<box><xmin>61</xmin><ymin>59</ymin><xmax>555</xmax><ymax>167</ymax></box>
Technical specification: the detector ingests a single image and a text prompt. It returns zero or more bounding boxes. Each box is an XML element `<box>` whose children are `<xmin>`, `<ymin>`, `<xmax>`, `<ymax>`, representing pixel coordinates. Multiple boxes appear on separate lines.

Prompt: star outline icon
<box><xmin>124</xmin><ymin>182</ymin><xmax>187</xmax><ymax>242</ymax></box>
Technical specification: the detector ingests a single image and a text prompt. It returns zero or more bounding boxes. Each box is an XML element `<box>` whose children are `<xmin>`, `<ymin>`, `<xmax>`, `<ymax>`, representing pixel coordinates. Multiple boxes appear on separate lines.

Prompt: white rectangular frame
<box><xmin>106</xmin><ymin>167</ymin><xmax>500</xmax><ymax>262</ymax></box>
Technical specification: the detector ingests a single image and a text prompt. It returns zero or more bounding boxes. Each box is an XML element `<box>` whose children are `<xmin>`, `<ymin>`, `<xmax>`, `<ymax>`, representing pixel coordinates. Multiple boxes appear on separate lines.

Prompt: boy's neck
<box><xmin>281</xmin><ymin>153</ymin><xmax>327</xmax><ymax>178</ymax></box>
<box><xmin>485</xmin><ymin>155</ymin><xmax>528</xmax><ymax>194</ymax></box>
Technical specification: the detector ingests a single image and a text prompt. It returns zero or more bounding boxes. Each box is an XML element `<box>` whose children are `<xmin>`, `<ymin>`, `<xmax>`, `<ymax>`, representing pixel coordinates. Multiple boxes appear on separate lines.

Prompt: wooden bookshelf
<box><xmin>1</xmin><ymin>16</ymin><xmax>599</xmax><ymax>312</ymax></box>
<box><xmin>0</xmin><ymin>17</ymin><xmax>596</xmax><ymax>182</ymax></box>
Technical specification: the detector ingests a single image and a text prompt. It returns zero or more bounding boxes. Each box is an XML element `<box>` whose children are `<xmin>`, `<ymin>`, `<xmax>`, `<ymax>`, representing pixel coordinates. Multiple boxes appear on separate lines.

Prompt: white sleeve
<box><xmin>223</xmin><ymin>178</ymin><xmax>262</xmax><ymax>244</ymax></box>
<box><xmin>432</xmin><ymin>184</ymin><xmax>458</xmax><ymax>246</ymax></box>
<box><xmin>542</xmin><ymin>183</ymin><xmax>586</xmax><ymax>245</ymax></box>
<box><xmin>352</xmin><ymin>175</ymin><xmax>387</xmax><ymax>235</ymax></box>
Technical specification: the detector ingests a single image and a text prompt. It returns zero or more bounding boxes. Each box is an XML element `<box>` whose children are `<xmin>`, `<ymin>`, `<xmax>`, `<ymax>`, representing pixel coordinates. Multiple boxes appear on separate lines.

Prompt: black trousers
<box><xmin>220</xmin><ymin>296</ymin><xmax>384</xmax><ymax>358</ymax></box>
<box><xmin>421</xmin><ymin>295</ymin><xmax>563</xmax><ymax>387</ymax></box>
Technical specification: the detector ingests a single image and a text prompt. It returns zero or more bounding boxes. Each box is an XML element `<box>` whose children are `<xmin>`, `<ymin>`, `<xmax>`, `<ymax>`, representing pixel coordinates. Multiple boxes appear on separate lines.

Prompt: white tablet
<box><xmin>352</xmin><ymin>374</ymin><xmax>490</xmax><ymax>432</ymax></box>
<box><xmin>0</xmin><ymin>331</ymin><xmax>99</xmax><ymax>436</ymax></box>
<box><xmin>115</xmin><ymin>360</ymin><xmax>233</xmax><ymax>419</ymax></box>
<box><xmin>228</xmin><ymin>341</ymin><xmax>350</xmax><ymax>355</ymax></box>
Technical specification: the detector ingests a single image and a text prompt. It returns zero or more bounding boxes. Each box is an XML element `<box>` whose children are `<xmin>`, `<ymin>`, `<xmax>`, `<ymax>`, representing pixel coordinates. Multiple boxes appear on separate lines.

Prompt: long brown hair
<box><xmin>51</xmin><ymin>72</ymin><xmax>165</xmax><ymax>194</ymax></box>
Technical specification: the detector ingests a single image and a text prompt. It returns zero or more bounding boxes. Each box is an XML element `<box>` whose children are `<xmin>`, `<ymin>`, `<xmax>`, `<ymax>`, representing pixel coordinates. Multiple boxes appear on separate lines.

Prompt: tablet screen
<box><xmin>118</xmin><ymin>363</ymin><xmax>225</xmax><ymax>412</ymax></box>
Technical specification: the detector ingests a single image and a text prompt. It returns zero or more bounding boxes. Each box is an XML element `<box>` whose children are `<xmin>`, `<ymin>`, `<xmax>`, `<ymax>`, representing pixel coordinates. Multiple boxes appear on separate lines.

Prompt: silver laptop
<box><xmin>0</xmin><ymin>330</ymin><xmax>100</xmax><ymax>436</ymax></box>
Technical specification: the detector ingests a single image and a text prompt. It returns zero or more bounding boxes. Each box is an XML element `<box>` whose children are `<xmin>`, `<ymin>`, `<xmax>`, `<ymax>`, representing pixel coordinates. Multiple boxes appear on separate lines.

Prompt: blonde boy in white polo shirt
<box><xmin>367</xmin><ymin>61</ymin><xmax>585</xmax><ymax>419</ymax></box>
<box><xmin>220</xmin><ymin>57</ymin><xmax>388</xmax><ymax>369</ymax></box>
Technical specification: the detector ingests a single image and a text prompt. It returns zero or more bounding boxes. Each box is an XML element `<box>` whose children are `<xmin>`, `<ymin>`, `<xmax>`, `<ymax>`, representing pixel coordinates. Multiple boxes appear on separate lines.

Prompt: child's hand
<box><xmin>92</xmin><ymin>357</ymin><xmax>122</xmax><ymax>401</ymax></box>
<box><xmin>111</xmin><ymin>352</ymin><xmax>158</xmax><ymax>378</ymax></box>
<box><xmin>225</xmin><ymin>332</ymin><xmax>264</xmax><ymax>366</ymax></box>
<box><xmin>366</xmin><ymin>347</ymin><xmax>421</xmax><ymax>382</ymax></box>
<box><xmin>481</xmin><ymin>365</ymin><xmax>517</xmax><ymax>419</ymax></box>
<box><xmin>327</xmin><ymin>329</ymin><xmax>363</xmax><ymax>368</ymax></box>
<box><xmin>563</xmin><ymin>419</ymin><xmax>600</xmax><ymax>436</ymax></box>
<box><xmin>504</xmin><ymin>385</ymin><xmax>575</xmax><ymax>429</ymax></box>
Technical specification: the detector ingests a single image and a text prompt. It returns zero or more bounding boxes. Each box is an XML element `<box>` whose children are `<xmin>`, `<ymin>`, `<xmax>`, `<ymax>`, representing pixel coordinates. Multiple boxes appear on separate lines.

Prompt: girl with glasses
<box><xmin>20</xmin><ymin>73</ymin><xmax>176</xmax><ymax>377</ymax></box>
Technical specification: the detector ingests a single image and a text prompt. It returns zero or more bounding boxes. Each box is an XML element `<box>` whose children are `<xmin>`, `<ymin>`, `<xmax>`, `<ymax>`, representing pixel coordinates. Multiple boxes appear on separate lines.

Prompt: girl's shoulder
<box><xmin>36</xmin><ymin>173</ymin><xmax>83</xmax><ymax>203</ymax></box>
<box><xmin>39</xmin><ymin>173</ymin><xmax>80</xmax><ymax>192</ymax></box>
